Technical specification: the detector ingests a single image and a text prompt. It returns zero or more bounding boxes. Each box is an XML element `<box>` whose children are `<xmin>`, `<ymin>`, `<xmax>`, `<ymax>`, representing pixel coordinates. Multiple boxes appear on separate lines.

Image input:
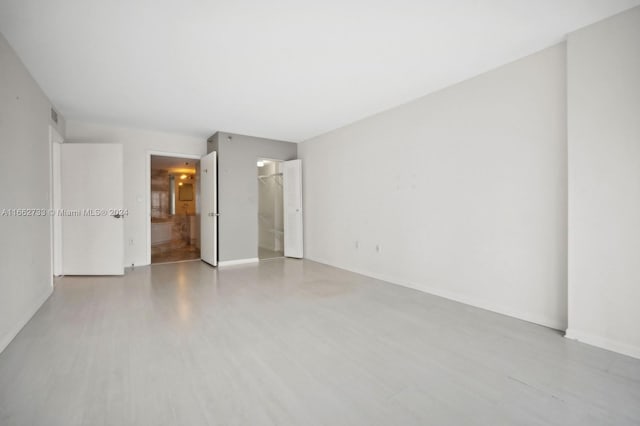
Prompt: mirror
<box><xmin>179</xmin><ymin>183</ymin><xmax>194</xmax><ymax>201</ymax></box>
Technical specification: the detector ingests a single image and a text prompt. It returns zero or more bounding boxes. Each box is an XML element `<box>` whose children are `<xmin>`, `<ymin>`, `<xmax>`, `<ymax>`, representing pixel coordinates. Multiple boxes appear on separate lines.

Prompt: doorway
<box><xmin>257</xmin><ymin>159</ymin><xmax>284</xmax><ymax>260</ymax></box>
<box><xmin>150</xmin><ymin>155</ymin><xmax>200</xmax><ymax>264</ymax></box>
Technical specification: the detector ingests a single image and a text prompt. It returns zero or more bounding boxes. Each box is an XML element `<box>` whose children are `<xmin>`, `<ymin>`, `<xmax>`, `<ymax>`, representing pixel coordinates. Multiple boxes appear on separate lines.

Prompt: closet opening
<box><xmin>257</xmin><ymin>158</ymin><xmax>284</xmax><ymax>260</ymax></box>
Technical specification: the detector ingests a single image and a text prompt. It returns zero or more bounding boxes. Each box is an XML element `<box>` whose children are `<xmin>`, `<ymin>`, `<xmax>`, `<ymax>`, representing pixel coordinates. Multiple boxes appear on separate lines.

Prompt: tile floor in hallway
<box><xmin>0</xmin><ymin>259</ymin><xmax>639</xmax><ymax>426</ymax></box>
<box><xmin>151</xmin><ymin>244</ymin><xmax>200</xmax><ymax>264</ymax></box>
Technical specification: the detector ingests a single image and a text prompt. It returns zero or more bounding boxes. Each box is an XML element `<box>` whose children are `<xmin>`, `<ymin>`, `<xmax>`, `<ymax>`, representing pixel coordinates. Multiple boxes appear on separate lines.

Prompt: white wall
<box><xmin>566</xmin><ymin>7</ymin><xmax>640</xmax><ymax>358</ymax></box>
<box><xmin>65</xmin><ymin>121</ymin><xmax>206</xmax><ymax>267</ymax></box>
<box><xmin>0</xmin><ymin>33</ymin><xmax>66</xmax><ymax>353</ymax></box>
<box><xmin>299</xmin><ymin>44</ymin><xmax>568</xmax><ymax>330</ymax></box>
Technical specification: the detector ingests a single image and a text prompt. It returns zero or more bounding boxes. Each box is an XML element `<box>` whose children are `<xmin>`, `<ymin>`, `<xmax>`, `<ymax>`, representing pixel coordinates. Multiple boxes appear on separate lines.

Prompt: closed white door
<box><xmin>61</xmin><ymin>144</ymin><xmax>124</xmax><ymax>275</ymax></box>
<box><xmin>283</xmin><ymin>159</ymin><xmax>303</xmax><ymax>258</ymax></box>
<box><xmin>200</xmin><ymin>151</ymin><xmax>217</xmax><ymax>266</ymax></box>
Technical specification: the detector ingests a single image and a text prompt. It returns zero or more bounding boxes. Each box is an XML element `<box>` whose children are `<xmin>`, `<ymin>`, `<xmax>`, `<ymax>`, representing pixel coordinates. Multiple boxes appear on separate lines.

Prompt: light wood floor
<box><xmin>0</xmin><ymin>259</ymin><xmax>639</xmax><ymax>425</ymax></box>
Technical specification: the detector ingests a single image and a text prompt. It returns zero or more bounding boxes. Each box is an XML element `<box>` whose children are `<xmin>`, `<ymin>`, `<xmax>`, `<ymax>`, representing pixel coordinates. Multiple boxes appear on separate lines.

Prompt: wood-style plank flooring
<box><xmin>0</xmin><ymin>259</ymin><xmax>639</xmax><ymax>425</ymax></box>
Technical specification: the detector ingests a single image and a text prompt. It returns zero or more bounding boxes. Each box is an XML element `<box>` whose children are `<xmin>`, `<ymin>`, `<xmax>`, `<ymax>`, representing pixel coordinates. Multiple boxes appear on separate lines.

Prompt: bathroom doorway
<box><xmin>150</xmin><ymin>155</ymin><xmax>201</xmax><ymax>264</ymax></box>
<box><xmin>257</xmin><ymin>159</ymin><xmax>284</xmax><ymax>260</ymax></box>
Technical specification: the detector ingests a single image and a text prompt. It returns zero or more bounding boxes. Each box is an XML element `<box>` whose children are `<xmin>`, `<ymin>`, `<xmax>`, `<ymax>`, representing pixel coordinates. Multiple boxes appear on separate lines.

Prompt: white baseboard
<box><xmin>306</xmin><ymin>256</ymin><xmax>566</xmax><ymax>331</ymax></box>
<box><xmin>565</xmin><ymin>328</ymin><xmax>640</xmax><ymax>360</ymax></box>
<box><xmin>0</xmin><ymin>286</ymin><xmax>53</xmax><ymax>354</ymax></box>
<box><xmin>218</xmin><ymin>258</ymin><xmax>259</xmax><ymax>267</ymax></box>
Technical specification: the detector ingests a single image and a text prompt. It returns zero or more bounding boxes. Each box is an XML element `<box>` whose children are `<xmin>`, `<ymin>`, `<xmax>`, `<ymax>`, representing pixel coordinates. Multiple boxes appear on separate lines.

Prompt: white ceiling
<box><xmin>1</xmin><ymin>1</ymin><xmax>638</xmax><ymax>142</ymax></box>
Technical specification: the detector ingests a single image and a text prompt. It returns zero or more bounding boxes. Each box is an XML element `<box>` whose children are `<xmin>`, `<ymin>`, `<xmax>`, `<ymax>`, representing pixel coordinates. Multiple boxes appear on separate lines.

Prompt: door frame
<box><xmin>145</xmin><ymin>151</ymin><xmax>202</xmax><ymax>265</ymax></box>
<box><xmin>49</xmin><ymin>126</ymin><xmax>64</xmax><ymax>281</ymax></box>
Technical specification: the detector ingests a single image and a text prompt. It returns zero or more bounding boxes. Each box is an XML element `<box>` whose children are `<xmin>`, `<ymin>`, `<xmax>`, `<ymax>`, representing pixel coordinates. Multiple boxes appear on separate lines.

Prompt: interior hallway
<box><xmin>0</xmin><ymin>259</ymin><xmax>639</xmax><ymax>426</ymax></box>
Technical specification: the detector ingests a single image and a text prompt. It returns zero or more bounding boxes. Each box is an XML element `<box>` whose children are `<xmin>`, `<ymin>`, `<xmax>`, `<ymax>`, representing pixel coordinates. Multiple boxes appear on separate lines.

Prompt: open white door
<box><xmin>200</xmin><ymin>151</ymin><xmax>217</xmax><ymax>266</ymax></box>
<box><xmin>61</xmin><ymin>144</ymin><xmax>124</xmax><ymax>275</ymax></box>
<box><xmin>283</xmin><ymin>159</ymin><xmax>303</xmax><ymax>258</ymax></box>
<box><xmin>50</xmin><ymin>128</ymin><xmax>63</xmax><ymax>277</ymax></box>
